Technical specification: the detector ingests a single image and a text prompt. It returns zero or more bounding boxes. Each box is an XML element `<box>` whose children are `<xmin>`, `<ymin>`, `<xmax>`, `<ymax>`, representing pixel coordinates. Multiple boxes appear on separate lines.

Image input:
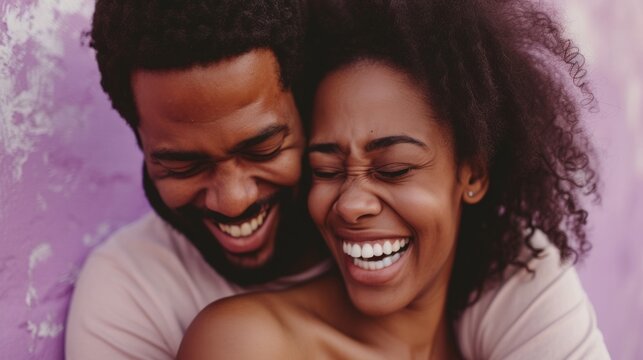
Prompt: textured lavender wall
<box><xmin>0</xmin><ymin>1</ymin><xmax>149</xmax><ymax>358</ymax></box>
<box><xmin>0</xmin><ymin>0</ymin><xmax>641</xmax><ymax>359</ymax></box>
<box><xmin>563</xmin><ymin>1</ymin><xmax>643</xmax><ymax>358</ymax></box>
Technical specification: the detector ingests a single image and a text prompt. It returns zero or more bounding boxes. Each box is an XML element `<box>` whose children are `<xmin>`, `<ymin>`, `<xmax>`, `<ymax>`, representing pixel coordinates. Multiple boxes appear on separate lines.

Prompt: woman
<box><xmin>178</xmin><ymin>0</ymin><xmax>608</xmax><ymax>358</ymax></box>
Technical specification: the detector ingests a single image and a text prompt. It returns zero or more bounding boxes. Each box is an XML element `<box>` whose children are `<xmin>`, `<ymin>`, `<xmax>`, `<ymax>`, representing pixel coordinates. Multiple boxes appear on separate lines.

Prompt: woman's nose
<box><xmin>333</xmin><ymin>178</ymin><xmax>382</xmax><ymax>224</ymax></box>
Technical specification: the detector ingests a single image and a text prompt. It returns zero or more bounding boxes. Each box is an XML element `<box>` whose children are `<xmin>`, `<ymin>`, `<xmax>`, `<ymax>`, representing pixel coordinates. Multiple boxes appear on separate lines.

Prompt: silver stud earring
<box><xmin>467</xmin><ymin>191</ymin><xmax>475</xmax><ymax>197</ymax></box>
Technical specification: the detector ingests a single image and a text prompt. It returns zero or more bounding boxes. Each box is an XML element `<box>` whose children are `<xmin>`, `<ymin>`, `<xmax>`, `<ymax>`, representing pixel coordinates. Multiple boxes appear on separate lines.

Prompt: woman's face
<box><xmin>308</xmin><ymin>62</ymin><xmax>483</xmax><ymax>316</ymax></box>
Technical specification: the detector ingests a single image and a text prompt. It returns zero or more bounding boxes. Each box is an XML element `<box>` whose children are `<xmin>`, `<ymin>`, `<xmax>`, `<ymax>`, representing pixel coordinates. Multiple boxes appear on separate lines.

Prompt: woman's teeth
<box><xmin>343</xmin><ymin>238</ymin><xmax>409</xmax><ymax>258</ymax></box>
<box><xmin>342</xmin><ymin>238</ymin><xmax>410</xmax><ymax>271</ymax></box>
<box><xmin>217</xmin><ymin>210</ymin><xmax>267</xmax><ymax>238</ymax></box>
<box><xmin>354</xmin><ymin>252</ymin><xmax>402</xmax><ymax>270</ymax></box>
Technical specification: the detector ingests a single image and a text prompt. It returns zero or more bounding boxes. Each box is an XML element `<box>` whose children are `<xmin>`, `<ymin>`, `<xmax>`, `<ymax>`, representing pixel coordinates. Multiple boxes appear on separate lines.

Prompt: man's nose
<box><xmin>204</xmin><ymin>162</ymin><xmax>259</xmax><ymax>218</ymax></box>
<box><xmin>333</xmin><ymin>178</ymin><xmax>382</xmax><ymax>224</ymax></box>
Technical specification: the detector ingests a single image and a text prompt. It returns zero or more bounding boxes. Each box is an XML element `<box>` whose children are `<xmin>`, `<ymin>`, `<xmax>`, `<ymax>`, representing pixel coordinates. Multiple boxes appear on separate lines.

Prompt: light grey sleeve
<box><xmin>456</xmin><ymin>238</ymin><xmax>611</xmax><ymax>360</ymax></box>
<box><xmin>65</xmin><ymin>250</ymin><xmax>174</xmax><ymax>360</ymax></box>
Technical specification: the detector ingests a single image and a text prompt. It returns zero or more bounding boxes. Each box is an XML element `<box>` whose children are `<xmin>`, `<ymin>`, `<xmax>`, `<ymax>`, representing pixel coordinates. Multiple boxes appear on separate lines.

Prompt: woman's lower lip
<box><xmin>342</xmin><ymin>245</ymin><xmax>411</xmax><ymax>285</ymax></box>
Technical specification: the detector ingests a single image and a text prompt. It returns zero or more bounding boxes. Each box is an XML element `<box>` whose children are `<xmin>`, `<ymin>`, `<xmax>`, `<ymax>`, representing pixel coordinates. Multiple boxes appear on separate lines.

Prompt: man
<box><xmin>66</xmin><ymin>1</ymin><xmax>329</xmax><ymax>358</ymax></box>
<box><xmin>67</xmin><ymin>0</ymin><xmax>608</xmax><ymax>359</ymax></box>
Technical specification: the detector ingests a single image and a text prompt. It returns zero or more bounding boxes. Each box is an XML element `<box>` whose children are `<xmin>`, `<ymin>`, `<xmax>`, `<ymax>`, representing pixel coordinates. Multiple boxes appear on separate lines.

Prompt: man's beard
<box><xmin>142</xmin><ymin>165</ymin><xmax>325</xmax><ymax>286</ymax></box>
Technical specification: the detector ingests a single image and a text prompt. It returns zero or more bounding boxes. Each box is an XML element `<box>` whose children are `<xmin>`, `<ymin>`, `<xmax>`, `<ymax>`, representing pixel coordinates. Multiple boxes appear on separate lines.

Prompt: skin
<box><xmin>133</xmin><ymin>49</ymin><xmax>307</xmax><ymax>269</ymax></box>
<box><xmin>178</xmin><ymin>61</ymin><xmax>487</xmax><ymax>359</ymax></box>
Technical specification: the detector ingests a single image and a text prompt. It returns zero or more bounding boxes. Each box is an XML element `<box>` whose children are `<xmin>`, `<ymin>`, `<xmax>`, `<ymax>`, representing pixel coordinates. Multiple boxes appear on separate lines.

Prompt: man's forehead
<box><xmin>132</xmin><ymin>49</ymin><xmax>286</xmax><ymax>122</ymax></box>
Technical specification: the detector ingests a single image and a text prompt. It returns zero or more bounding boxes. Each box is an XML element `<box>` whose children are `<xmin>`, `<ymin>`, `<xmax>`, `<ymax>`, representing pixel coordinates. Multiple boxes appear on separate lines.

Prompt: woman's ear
<box><xmin>459</xmin><ymin>161</ymin><xmax>489</xmax><ymax>204</ymax></box>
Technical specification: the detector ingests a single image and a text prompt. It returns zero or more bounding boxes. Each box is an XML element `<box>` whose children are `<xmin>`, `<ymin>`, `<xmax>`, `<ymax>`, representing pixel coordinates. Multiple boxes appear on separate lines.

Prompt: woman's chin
<box><xmin>345</xmin><ymin>286</ymin><xmax>406</xmax><ymax>317</ymax></box>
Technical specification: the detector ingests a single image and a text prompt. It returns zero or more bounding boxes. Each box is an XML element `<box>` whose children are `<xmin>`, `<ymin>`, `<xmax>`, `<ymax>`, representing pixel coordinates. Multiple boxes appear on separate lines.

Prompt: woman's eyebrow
<box><xmin>307</xmin><ymin>135</ymin><xmax>426</xmax><ymax>155</ymax></box>
<box><xmin>364</xmin><ymin>135</ymin><xmax>426</xmax><ymax>152</ymax></box>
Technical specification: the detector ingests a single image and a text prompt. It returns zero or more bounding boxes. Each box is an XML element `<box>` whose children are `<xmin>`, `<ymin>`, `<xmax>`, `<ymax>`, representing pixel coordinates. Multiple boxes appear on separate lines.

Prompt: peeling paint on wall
<box><xmin>82</xmin><ymin>222</ymin><xmax>112</xmax><ymax>247</ymax></box>
<box><xmin>27</xmin><ymin>314</ymin><xmax>64</xmax><ymax>354</ymax></box>
<box><xmin>0</xmin><ymin>1</ymin><xmax>94</xmax><ymax>181</ymax></box>
<box><xmin>0</xmin><ymin>0</ymin><xmax>148</xmax><ymax>358</ymax></box>
<box><xmin>27</xmin><ymin>315</ymin><xmax>64</xmax><ymax>341</ymax></box>
<box><xmin>26</xmin><ymin>243</ymin><xmax>52</xmax><ymax>307</ymax></box>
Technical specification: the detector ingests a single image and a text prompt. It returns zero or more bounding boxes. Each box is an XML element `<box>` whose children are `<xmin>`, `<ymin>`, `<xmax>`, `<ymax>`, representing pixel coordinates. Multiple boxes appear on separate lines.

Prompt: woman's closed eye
<box><xmin>312</xmin><ymin>164</ymin><xmax>416</xmax><ymax>181</ymax></box>
<box><xmin>312</xmin><ymin>167</ymin><xmax>344</xmax><ymax>179</ymax></box>
<box><xmin>373</xmin><ymin>164</ymin><xmax>414</xmax><ymax>180</ymax></box>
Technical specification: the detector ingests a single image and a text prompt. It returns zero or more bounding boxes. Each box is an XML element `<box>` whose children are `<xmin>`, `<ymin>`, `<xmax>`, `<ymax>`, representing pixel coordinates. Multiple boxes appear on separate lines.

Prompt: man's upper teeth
<box><xmin>342</xmin><ymin>238</ymin><xmax>409</xmax><ymax>259</ymax></box>
<box><xmin>218</xmin><ymin>210</ymin><xmax>267</xmax><ymax>238</ymax></box>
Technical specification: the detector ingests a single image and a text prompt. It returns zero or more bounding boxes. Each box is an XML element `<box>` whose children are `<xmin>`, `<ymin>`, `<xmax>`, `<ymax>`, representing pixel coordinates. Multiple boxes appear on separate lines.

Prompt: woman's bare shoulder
<box><xmin>177</xmin><ymin>293</ymin><xmax>296</xmax><ymax>359</ymax></box>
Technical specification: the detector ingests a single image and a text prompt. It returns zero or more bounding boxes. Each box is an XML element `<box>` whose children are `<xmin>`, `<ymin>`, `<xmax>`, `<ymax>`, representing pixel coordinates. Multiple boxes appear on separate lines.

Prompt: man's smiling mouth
<box><xmin>216</xmin><ymin>207</ymin><xmax>270</xmax><ymax>238</ymax></box>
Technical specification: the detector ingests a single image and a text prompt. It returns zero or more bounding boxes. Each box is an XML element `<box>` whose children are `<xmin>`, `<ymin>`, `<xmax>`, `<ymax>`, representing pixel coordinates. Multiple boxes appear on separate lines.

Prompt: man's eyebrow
<box><xmin>307</xmin><ymin>143</ymin><xmax>342</xmax><ymax>155</ymax></box>
<box><xmin>231</xmin><ymin>124</ymin><xmax>289</xmax><ymax>152</ymax></box>
<box><xmin>364</xmin><ymin>135</ymin><xmax>426</xmax><ymax>152</ymax></box>
<box><xmin>150</xmin><ymin>150</ymin><xmax>209</xmax><ymax>162</ymax></box>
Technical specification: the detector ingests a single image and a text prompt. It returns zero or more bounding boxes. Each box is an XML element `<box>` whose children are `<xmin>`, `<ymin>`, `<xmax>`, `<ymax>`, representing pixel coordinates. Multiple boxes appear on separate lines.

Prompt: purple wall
<box><xmin>0</xmin><ymin>1</ymin><xmax>149</xmax><ymax>358</ymax></box>
<box><xmin>562</xmin><ymin>1</ymin><xmax>643</xmax><ymax>358</ymax></box>
<box><xmin>0</xmin><ymin>0</ymin><xmax>641</xmax><ymax>358</ymax></box>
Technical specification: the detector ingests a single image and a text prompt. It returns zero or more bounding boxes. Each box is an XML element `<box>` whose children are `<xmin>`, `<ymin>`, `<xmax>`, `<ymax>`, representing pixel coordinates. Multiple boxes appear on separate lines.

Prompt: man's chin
<box><xmin>224</xmin><ymin>244</ymin><xmax>275</xmax><ymax>269</ymax></box>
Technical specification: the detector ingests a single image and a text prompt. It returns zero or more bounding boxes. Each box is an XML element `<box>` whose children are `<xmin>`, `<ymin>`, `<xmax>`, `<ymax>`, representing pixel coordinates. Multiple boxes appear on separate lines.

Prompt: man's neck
<box><xmin>281</xmin><ymin>235</ymin><xmax>330</xmax><ymax>277</ymax></box>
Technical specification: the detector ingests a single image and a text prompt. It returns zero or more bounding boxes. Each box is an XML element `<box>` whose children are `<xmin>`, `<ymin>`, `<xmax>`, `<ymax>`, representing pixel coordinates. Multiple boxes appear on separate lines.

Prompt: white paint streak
<box><xmin>25</xmin><ymin>284</ymin><xmax>37</xmax><ymax>308</ymax></box>
<box><xmin>82</xmin><ymin>222</ymin><xmax>111</xmax><ymax>247</ymax></box>
<box><xmin>25</xmin><ymin>243</ymin><xmax>52</xmax><ymax>307</ymax></box>
<box><xmin>24</xmin><ymin>244</ymin><xmax>66</xmax><ymax>352</ymax></box>
<box><xmin>0</xmin><ymin>0</ymin><xmax>93</xmax><ymax>181</ymax></box>
<box><xmin>28</xmin><ymin>243</ymin><xmax>52</xmax><ymax>276</ymax></box>
<box><xmin>27</xmin><ymin>314</ymin><xmax>64</xmax><ymax>353</ymax></box>
<box><xmin>59</xmin><ymin>264</ymin><xmax>81</xmax><ymax>286</ymax></box>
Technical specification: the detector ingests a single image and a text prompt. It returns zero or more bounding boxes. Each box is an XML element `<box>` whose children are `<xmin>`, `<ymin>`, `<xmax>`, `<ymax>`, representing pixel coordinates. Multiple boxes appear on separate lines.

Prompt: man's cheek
<box><xmin>155</xmin><ymin>182</ymin><xmax>191</xmax><ymax>209</ymax></box>
<box><xmin>269</xmin><ymin>152</ymin><xmax>303</xmax><ymax>186</ymax></box>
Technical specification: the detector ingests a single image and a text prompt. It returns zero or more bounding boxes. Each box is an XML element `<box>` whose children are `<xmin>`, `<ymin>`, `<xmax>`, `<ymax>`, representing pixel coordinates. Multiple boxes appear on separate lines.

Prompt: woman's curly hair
<box><xmin>302</xmin><ymin>0</ymin><xmax>600</xmax><ymax>318</ymax></box>
<box><xmin>90</xmin><ymin>0</ymin><xmax>305</xmax><ymax>136</ymax></box>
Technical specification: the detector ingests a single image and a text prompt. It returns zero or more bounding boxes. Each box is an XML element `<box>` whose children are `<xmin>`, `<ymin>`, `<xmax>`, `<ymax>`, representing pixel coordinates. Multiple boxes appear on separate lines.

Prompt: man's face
<box><xmin>133</xmin><ymin>50</ymin><xmax>305</xmax><ymax>272</ymax></box>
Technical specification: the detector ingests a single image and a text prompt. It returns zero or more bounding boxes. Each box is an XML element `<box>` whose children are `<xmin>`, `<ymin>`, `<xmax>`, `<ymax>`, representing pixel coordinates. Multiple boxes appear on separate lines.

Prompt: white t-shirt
<box><xmin>65</xmin><ymin>212</ymin><xmax>609</xmax><ymax>359</ymax></box>
<box><xmin>456</xmin><ymin>233</ymin><xmax>610</xmax><ymax>359</ymax></box>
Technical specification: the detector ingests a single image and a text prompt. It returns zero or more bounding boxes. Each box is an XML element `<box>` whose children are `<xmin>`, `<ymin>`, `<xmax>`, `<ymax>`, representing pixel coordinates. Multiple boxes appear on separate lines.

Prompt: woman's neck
<box><xmin>357</xmin><ymin>281</ymin><xmax>456</xmax><ymax>358</ymax></box>
<box><xmin>310</xmin><ymin>266</ymin><xmax>459</xmax><ymax>359</ymax></box>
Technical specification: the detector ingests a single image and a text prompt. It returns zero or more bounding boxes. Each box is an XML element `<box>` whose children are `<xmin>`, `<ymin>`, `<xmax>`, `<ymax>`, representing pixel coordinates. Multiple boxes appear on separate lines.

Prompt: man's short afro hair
<box><xmin>91</xmin><ymin>0</ymin><xmax>305</xmax><ymax>132</ymax></box>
